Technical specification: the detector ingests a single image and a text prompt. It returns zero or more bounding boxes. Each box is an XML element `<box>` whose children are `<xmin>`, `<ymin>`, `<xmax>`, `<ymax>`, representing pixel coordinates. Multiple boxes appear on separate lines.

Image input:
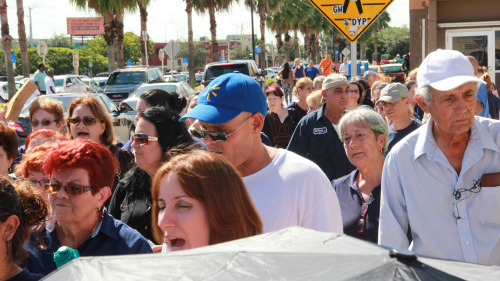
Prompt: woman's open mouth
<box><xmin>77</xmin><ymin>132</ymin><xmax>90</xmax><ymax>138</ymax></box>
<box><xmin>169</xmin><ymin>238</ymin><xmax>186</xmax><ymax>250</ymax></box>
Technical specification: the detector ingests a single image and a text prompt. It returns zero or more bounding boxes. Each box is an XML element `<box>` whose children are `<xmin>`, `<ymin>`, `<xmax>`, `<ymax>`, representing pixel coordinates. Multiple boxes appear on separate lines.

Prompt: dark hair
<box><xmin>0</xmin><ymin>122</ymin><xmax>19</xmax><ymax>160</ymax></box>
<box><xmin>264</xmin><ymin>86</ymin><xmax>284</xmax><ymax>98</ymax></box>
<box><xmin>43</xmin><ymin>139</ymin><xmax>118</xmax><ymax>195</ymax></box>
<box><xmin>139</xmin><ymin>89</ymin><xmax>187</xmax><ymax>115</ymax></box>
<box><xmin>152</xmin><ymin>150</ymin><xmax>262</xmax><ymax>245</ymax></box>
<box><xmin>37</xmin><ymin>63</ymin><xmax>44</xmax><ymax>69</ymax></box>
<box><xmin>282</xmin><ymin>62</ymin><xmax>291</xmax><ymax>79</ymax></box>
<box><xmin>348</xmin><ymin>81</ymin><xmax>363</xmax><ymax>105</ymax></box>
<box><xmin>352</xmin><ymin>77</ymin><xmax>369</xmax><ymax>93</ymax></box>
<box><xmin>0</xmin><ymin>178</ymin><xmax>48</xmax><ymax>265</ymax></box>
<box><xmin>405</xmin><ymin>80</ymin><xmax>417</xmax><ymax>90</ymax></box>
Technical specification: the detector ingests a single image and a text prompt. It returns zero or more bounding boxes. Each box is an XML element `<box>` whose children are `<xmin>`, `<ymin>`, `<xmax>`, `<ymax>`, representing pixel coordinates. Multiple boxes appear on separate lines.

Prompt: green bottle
<box><xmin>53</xmin><ymin>246</ymin><xmax>80</xmax><ymax>268</ymax></box>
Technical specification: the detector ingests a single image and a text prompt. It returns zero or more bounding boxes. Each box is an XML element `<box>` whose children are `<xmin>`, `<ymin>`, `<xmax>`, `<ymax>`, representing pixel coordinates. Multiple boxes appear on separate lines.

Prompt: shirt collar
<box><xmin>46</xmin><ymin>208</ymin><xmax>117</xmax><ymax>240</ymax></box>
<box><xmin>316</xmin><ymin>104</ymin><xmax>327</xmax><ymax>121</ymax></box>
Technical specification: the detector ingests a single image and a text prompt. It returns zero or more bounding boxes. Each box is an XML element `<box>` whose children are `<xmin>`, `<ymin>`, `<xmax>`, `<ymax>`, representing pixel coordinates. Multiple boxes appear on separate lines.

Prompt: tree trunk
<box><xmin>138</xmin><ymin>3</ymin><xmax>148</xmax><ymax>66</ymax></box>
<box><xmin>275</xmin><ymin>32</ymin><xmax>283</xmax><ymax>66</ymax></box>
<box><xmin>0</xmin><ymin>0</ymin><xmax>15</xmax><ymax>100</ymax></box>
<box><xmin>116</xmin><ymin>13</ymin><xmax>125</xmax><ymax>68</ymax></box>
<box><xmin>304</xmin><ymin>32</ymin><xmax>310</xmax><ymax>60</ymax></box>
<box><xmin>16</xmin><ymin>0</ymin><xmax>29</xmax><ymax>78</ymax></box>
<box><xmin>208</xmin><ymin>4</ymin><xmax>218</xmax><ymax>63</ymax></box>
<box><xmin>315</xmin><ymin>32</ymin><xmax>321</xmax><ymax>64</ymax></box>
<box><xmin>309</xmin><ymin>33</ymin><xmax>316</xmax><ymax>63</ymax></box>
<box><xmin>103</xmin><ymin>15</ymin><xmax>116</xmax><ymax>72</ymax></box>
<box><xmin>294</xmin><ymin>30</ymin><xmax>299</xmax><ymax>60</ymax></box>
<box><xmin>284</xmin><ymin>32</ymin><xmax>290</xmax><ymax>63</ymax></box>
<box><xmin>258</xmin><ymin>2</ymin><xmax>266</xmax><ymax>69</ymax></box>
<box><xmin>360</xmin><ymin>41</ymin><xmax>366</xmax><ymax>60</ymax></box>
<box><xmin>186</xmin><ymin>0</ymin><xmax>195</xmax><ymax>85</ymax></box>
<box><xmin>373</xmin><ymin>30</ymin><xmax>378</xmax><ymax>62</ymax></box>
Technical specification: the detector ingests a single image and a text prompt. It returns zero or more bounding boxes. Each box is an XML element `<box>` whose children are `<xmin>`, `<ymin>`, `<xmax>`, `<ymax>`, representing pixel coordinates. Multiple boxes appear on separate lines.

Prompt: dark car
<box><xmin>99</xmin><ymin>66</ymin><xmax>164</xmax><ymax>103</ymax></box>
<box><xmin>201</xmin><ymin>60</ymin><xmax>267</xmax><ymax>91</ymax></box>
<box><xmin>10</xmin><ymin>93</ymin><xmax>133</xmax><ymax>145</ymax></box>
<box><xmin>380</xmin><ymin>63</ymin><xmax>406</xmax><ymax>83</ymax></box>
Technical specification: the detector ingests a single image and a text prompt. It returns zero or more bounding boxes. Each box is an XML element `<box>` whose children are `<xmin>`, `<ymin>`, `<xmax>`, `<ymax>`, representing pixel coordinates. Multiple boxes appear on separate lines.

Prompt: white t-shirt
<box><xmin>44</xmin><ymin>76</ymin><xmax>55</xmax><ymax>94</ymax></box>
<box><xmin>339</xmin><ymin>63</ymin><xmax>349</xmax><ymax>74</ymax></box>
<box><xmin>243</xmin><ymin>149</ymin><xmax>343</xmax><ymax>234</ymax></box>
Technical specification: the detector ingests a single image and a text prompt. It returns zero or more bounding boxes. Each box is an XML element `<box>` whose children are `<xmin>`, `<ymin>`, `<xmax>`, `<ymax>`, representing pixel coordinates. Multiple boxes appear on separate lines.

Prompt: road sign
<box><xmin>11</xmin><ymin>54</ymin><xmax>15</xmax><ymax>64</ymax></box>
<box><xmin>342</xmin><ymin>48</ymin><xmax>350</xmax><ymax>57</ymax></box>
<box><xmin>182</xmin><ymin>57</ymin><xmax>188</xmax><ymax>63</ymax></box>
<box><xmin>334</xmin><ymin>50</ymin><xmax>339</xmax><ymax>55</ymax></box>
<box><xmin>159</xmin><ymin>49</ymin><xmax>165</xmax><ymax>60</ymax></box>
<box><xmin>72</xmin><ymin>51</ymin><xmax>79</xmax><ymax>67</ymax></box>
<box><xmin>89</xmin><ymin>61</ymin><xmax>93</xmax><ymax>67</ymax></box>
<box><xmin>164</xmin><ymin>40</ymin><xmax>180</xmax><ymax>58</ymax></box>
<box><xmin>220</xmin><ymin>56</ymin><xmax>224</xmax><ymax>62</ymax></box>
<box><xmin>37</xmin><ymin>41</ymin><xmax>48</xmax><ymax>57</ymax></box>
<box><xmin>307</xmin><ymin>0</ymin><xmax>394</xmax><ymax>43</ymax></box>
<box><xmin>255</xmin><ymin>47</ymin><xmax>261</xmax><ymax>54</ymax></box>
<box><xmin>126</xmin><ymin>60</ymin><xmax>133</xmax><ymax>66</ymax></box>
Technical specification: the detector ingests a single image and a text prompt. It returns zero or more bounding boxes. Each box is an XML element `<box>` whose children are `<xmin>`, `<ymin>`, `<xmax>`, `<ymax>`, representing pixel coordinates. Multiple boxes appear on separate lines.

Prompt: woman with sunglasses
<box><xmin>109</xmin><ymin>106</ymin><xmax>194</xmax><ymax>242</ymax></box>
<box><xmin>24</xmin><ymin>139</ymin><xmax>152</xmax><ymax>276</ymax></box>
<box><xmin>66</xmin><ymin>95</ymin><xmax>134</xmax><ymax>191</ymax></box>
<box><xmin>153</xmin><ymin>149</ymin><xmax>262</xmax><ymax>251</ymax></box>
<box><xmin>0</xmin><ymin>178</ymin><xmax>47</xmax><ymax>281</ymax></box>
<box><xmin>331</xmin><ymin>106</ymin><xmax>388</xmax><ymax>243</ymax></box>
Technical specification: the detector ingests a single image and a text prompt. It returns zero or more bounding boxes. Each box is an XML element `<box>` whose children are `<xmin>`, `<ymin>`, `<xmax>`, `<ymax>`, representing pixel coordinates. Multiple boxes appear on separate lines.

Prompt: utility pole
<box><xmin>29</xmin><ymin>7</ymin><xmax>33</xmax><ymax>47</ymax></box>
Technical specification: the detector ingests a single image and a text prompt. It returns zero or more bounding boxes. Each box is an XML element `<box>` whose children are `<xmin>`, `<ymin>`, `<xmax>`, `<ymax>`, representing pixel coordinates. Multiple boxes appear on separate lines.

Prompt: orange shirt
<box><xmin>319</xmin><ymin>58</ymin><xmax>333</xmax><ymax>76</ymax></box>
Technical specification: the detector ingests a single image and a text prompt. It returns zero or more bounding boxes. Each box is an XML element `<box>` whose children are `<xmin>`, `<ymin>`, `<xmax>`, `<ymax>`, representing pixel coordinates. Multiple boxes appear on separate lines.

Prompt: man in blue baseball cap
<box><xmin>181</xmin><ymin>73</ymin><xmax>343</xmax><ymax>233</ymax></box>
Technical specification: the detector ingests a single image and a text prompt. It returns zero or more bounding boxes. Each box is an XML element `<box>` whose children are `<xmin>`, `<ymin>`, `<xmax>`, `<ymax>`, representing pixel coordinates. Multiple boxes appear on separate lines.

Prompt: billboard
<box><xmin>67</xmin><ymin>17</ymin><xmax>104</xmax><ymax>36</ymax></box>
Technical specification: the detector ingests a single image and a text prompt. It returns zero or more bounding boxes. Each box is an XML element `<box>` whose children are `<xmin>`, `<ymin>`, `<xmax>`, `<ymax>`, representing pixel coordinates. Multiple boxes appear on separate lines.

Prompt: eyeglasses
<box><xmin>190</xmin><ymin>115</ymin><xmax>252</xmax><ymax>142</ymax></box>
<box><xmin>45</xmin><ymin>183</ymin><xmax>93</xmax><ymax>195</ymax></box>
<box><xmin>348</xmin><ymin>90</ymin><xmax>359</xmax><ymax>93</ymax></box>
<box><xmin>28</xmin><ymin>178</ymin><xmax>50</xmax><ymax>188</ymax></box>
<box><xmin>30</xmin><ymin>119</ymin><xmax>56</xmax><ymax>127</ymax></box>
<box><xmin>67</xmin><ymin>116</ymin><xmax>98</xmax><ymax>126</ymax></box>
<box><xmin>453</xmin><ymin>179</ymin><xmax>481</xmax><ymax>219</ymax></box>
<box><xmin>132</xmin><ymin>133</ymin><xmax>159</xmax><ymax>146</ymax></box>
<box><xmin>357</xmin><ymin>203</ymin><xmax>369</xmax><ymax>234</ymax></box>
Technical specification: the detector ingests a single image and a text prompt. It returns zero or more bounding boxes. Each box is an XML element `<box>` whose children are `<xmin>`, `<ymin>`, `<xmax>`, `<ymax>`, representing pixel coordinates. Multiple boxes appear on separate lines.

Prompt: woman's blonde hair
<box><xmin>306</xmin><ymin>90</ymin><xmax>325</xmax><ymax>108</ymax></box>
<box><xmin>293</xmin><ymin>77</ymin><xmax>313</xmax><ymax>94</ymax></box>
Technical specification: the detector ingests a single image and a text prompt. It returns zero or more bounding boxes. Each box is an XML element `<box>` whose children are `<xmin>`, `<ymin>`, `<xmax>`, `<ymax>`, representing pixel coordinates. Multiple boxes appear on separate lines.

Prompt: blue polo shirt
<box><xmin>332</xmin><ymin>169</ymin><xmax>380</xmax><ymax>243</ymax></box>
<box><xmin>24</xmin><ymin>210</ymin><xmax>152</xmax><ymax>275</ymax></box>
<box><xmin>287</xmin><ymin>104</ymin><xmax>355</xmax><ymax>181</ymax></box>
<box><xmin>386</xmin><ymin>118</ymin><xmax>422</xmax><ymax>154</ymax></box>
<box><xmin>305</xmin><ymin>66</ymin><xmax>319</xmax><ymax>79</ymax></box>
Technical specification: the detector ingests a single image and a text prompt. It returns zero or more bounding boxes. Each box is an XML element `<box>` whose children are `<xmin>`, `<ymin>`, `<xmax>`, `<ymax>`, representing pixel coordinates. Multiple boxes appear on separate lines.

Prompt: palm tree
<box><xmin>185</xmin><ymin>0</ymin><xmax>196</xmax><ymax>85</ymax></box>
<box><xmin>138</xmin><ymin>0</ymin><xmax>150</xmax><ymax>65</ymax></box>
<box><xmin>193</xmin><ymin>0</ymin><xmax>233</xmax><ymax>63</ymax></box>
<box><xmin>0</xmin><ymin>0</ymin><xmax>15</xmax><ymax>99</ymax></box>
<box><xmin>372</xmin><ymin>11</ymin><xmax>391</xmax><ymax>63</ymax></box>
<box><xmin>16</xmin><ymin>0</ymin><xmax>29</xmax><ymax>78</ymax></box>
<box><xmin>267</xmin><ymin>7</ymin><xmax>292</xmax><ymax>65</ymax></box>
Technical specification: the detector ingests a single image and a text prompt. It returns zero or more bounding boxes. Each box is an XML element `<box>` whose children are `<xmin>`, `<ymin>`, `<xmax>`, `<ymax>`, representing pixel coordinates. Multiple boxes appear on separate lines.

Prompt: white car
<box><xmin>0</xmin><ymin>81</ymin><xmax>23</xmax><ymax>102</ymax></box>
<box><xmin>52</xmin><ymin>75</ymin><xmax>88</xmax><ymax>94</ymax></box>
<box><xmin>265</xmin><ymin>67</ymin><xmax>279</xmax><ymax>79</ymax></box>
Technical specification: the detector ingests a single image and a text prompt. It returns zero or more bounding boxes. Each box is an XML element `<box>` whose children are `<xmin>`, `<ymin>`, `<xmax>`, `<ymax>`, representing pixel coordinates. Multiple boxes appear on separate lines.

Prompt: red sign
<box><xmin>67</xmin><ymin>17</ymin><xmax>104</xmax><ymax>36</ymax></box>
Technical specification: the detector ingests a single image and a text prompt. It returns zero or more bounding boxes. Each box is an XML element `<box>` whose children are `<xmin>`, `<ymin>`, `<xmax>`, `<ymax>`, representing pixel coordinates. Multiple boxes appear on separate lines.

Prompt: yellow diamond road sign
<box><xmin>308</xmin><ymin>0</ymin><xmax>394</xmax><ymax>43</ymax></box>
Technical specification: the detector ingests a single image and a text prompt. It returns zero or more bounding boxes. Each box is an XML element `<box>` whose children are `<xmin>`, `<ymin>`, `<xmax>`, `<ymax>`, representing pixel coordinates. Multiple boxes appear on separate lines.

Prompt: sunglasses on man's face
<box><xmin>190</xmin><ymin>115</ymin><xmax>252</xmax><ymax>142</ymax></box>
<box><xmin>132</xmin><ymin>133</ymin><xmax>159</xmax><ymax>146</ymax></box>
<box><xmin>30</xmin><ymin>119</ymin><xmax>55</xmax><ymax>127</ymax></box>
<box><xmin>45</xmin><ymin>183</ymin><xmax>92</xmax><ymax>195</ymax></box>
<box><xmin>67</xmin><ymin>116</ymin><xmax>97</xmax><ymax>126</ymax></box>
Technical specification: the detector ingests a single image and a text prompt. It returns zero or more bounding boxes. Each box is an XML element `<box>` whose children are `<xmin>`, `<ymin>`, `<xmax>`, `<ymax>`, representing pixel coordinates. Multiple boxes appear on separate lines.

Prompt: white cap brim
<box><xmin>428</xmin><ymin>76</ymin><xmax>486</xmax><ymax>91</ymax></box>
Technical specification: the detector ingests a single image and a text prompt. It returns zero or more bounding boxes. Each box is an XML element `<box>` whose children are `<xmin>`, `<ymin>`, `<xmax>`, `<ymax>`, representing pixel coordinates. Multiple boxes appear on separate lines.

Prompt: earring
<box><xmin>380</xmin><ymin>147</ymin><xmax>383</xmax><ymax>154</ymax></box>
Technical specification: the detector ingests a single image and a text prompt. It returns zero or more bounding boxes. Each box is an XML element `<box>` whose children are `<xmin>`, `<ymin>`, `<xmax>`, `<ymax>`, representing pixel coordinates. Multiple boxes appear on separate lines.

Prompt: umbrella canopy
<box><xmin>43</xmin><ymin>227</ymin><xmax>500</xmax><ymax>280</ymax></box>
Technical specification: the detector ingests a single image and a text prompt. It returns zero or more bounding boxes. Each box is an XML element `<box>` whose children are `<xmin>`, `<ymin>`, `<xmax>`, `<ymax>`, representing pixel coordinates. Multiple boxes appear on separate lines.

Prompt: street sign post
<box><xmin>72</xmin><ymin>51</ymin><xmax>79</xmax><ymax>75</ymax></box>
<box><xmin>164</xmin><ymin>40</ymin><xmax>180</xmax><ymax>71</ymax></box>
<box><xmin>126</xmin><ymin>60</ymin><xmax>133</xmax><ymax>66</ymax></box>
<box><xmin>159</xmin><ymin>49</ymin><xmax>165</xmax><ymax>72</ymax></box>
<box><xmin>307</xmin><ymin>0</ymin><xmax>394</xmax><ymax>43</ymax></box>
<box><xmin>255</xmin><ymin>47</ymin><xmax>261</xmax><ymax>54</ymax></box>
<box><xmin>37</xmin><ymin>41</ymin><xmax>48</xmax><ymax>64</ymax></box>
<box><xmin>89</xmin><ymin>61</ymin><xmax>93</xmax><ymax>76</ymax></box>
<box><xmin>142</xmin><ymin>31</ymin><xmax>149</xmax><ymax>67</ymax></box>
<box><xmin>342</xmin><ymin>48</ymin><xmax>350</xmax><ymax>58</ymax></box>
<box><xmin>11</xmin><ymin>54</ymin><xmax>15</xmax><ymax>69</ymax></box>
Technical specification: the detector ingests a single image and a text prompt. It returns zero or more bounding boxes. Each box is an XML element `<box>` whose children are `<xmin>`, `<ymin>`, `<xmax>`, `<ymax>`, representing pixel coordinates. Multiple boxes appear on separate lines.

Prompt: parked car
<box><xmin>81</xmin><ymin>78</ymin><xmax>100</xmax><ymax>93</ymax></box>
<box><xmin>195</xmin><ymin>73</ymin><xmax>203</xmax><ymax>85</ymax></box>
<box><xmin>53</xmin><ymin>75</ymin><xmax>88</xmax><ymax>94</ymax></box>
<box><xmin>99</xmin><ymin>66</ymin><xmax>164</xmax><ymax>103</ymax></box>
<box><xmin>380</xmin><ymin>63</ymin><xmax>406</xmax><ymax>83</ymax></box>
<box><xmin>174</xmin><ymin>73</ymin><xmax>188</xmax><ymax>84</ymax></box>
<box><xmin>0</xmin><ymin>82</ymin><xmax>23</xmax><ymax>102</ymax></box>
<box><xmin>95</xmin><ymin>72</ymin><xmax>110</xmax><ymax>78</ymax></box>
<box><xmin>201</xmin><ymin>60</ymin><xmax>267</xmax><ymax>91</ymax></box>
<box><xmin>265</xmin><ymin>67</ymin><xmax>279</xmax><ymax>79</ymax></box>
<box><xmin>10</xmin><ymin>93</ymin><xmax>133</xmax><ymax>146</ymax></box>
<box><xmin>164</xmin><ymin>75</ymin><xmax>180</xmax><ymax>82</ymax></box>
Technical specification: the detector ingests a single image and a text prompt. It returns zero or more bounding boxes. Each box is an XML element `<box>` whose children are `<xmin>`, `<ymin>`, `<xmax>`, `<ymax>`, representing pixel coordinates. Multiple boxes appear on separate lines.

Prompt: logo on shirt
<box><xmin>313</xmin><ymin>127</ymin><xmax>327</xmax><ymax>135</ymax></box>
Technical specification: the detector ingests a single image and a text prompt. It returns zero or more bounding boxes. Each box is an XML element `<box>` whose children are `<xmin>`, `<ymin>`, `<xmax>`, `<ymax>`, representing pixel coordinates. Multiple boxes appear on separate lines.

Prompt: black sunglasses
<box><xmin>132</xmin><ymin>133</ymin><xmax>158</xmax><ymax>146</ymax></box>
<box><xmin>190</xmin><ymin>115</ymin><xmax>252</xmax><ymax>142</ymax></box>
<box><xmin>46</xmin><ymin>183</ymin><xmax>92</xmax><ymax>195</ymax></box>
<box><xmin>67</xmin><ymin>116</ymin><xmax>98</xmax><ymax>126</ymax></box>
<box><xmin>30</xmin><ymin>119</ymin><xmax>55</xmax><ymax>127</ymax></box>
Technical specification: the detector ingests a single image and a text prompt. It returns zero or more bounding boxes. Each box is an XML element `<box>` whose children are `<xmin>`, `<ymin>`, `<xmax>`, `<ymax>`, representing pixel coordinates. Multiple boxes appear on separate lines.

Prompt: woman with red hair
<box><xmin>24</xmin><ymin>139</ymin><xmax>152</xmax><ymax>276</ymax></box>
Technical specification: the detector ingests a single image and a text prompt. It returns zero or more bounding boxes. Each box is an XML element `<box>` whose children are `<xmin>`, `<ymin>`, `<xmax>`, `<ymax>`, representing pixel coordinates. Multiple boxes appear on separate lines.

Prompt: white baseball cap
<box><xmin>417</xmin><ymin>49</ymin><xmax>485</xmax><ymax>91</ymax></box>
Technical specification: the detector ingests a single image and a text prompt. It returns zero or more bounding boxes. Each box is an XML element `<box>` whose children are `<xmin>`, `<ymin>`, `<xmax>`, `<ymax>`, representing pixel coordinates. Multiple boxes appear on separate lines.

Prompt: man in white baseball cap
<box><xmin>379</xmin><ymin>49</ymin><xmax>500</xmax><ymax>266</ymax></box>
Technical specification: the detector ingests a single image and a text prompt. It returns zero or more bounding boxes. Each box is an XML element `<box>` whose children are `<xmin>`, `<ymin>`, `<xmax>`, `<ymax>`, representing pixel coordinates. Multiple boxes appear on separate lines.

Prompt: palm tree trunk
<box><xmin>0</xmin><ymin>0</ymin><xmax>15</xmax><ymax>100</ymax></box>
<box><xmin>208</xmin><ymin>4</ymin><xmax>218</xmax><ymax>63</ymax></box>
<box><xmin>258</xmin><ymin>3</ymin><xmax>266</xmax><ymax>69</ymax></box>
<box><xmin>373</xmin><ymin>30</ymin><xmax>378</xmax><ymax>62</ymax></box>
<box><xmin>275</xmin><ymin>32</ymin><xmax>282</xmax><ymax>66</ymax></box>
<box><xmin>284</xmin><ymin>32</ymin><xmax>290</xmax><ymax>63</ymax></box>
<box><xmin>186</xmin><ymin>0</ymin><xmax>195</xmax><ymax>85</ymax></box>
<box><xmin>309</xmin><ymin>33</ymin><xmax>315</xmax><ymax>63</ymax></box>
<box><xmin>315</xmin><ymin>32</ymin><xmax>321</xmax><ymax>64</ymax></box>
<box><xmin>16</xmin><ymin>0</ymin><xmax>29</xmax><ymax>78</ymax></box>
<box><xmin>116</xmin><ymin>13</ymin><xmax>125</xmax><ymax>68</ymax></box>
<box><xmin>138</xmin><ymin>3</ymin><xmax>148</xmax><ymax>66</ymax></box>
<box><xmin>294</xmin><ymin>30</ymin><xmax>299</xmax><ymax>60</ymax></box>
<box><xmin>104</xmin><ymin>15</ymin><xmax>116</xmax><ymax>72</ymax></box>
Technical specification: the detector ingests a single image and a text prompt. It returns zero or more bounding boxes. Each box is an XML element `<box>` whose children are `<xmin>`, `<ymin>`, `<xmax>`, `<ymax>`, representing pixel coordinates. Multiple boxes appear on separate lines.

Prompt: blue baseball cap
<box><xmin>180</xmin><ymin>73</ymin><xmax>267</xmax><ymax>125</ymax></box>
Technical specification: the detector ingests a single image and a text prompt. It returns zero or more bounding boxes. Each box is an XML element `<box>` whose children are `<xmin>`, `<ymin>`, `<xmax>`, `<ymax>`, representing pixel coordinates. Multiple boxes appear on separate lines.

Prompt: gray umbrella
<box><xmin>43</xmin><ymin>227</ymin><xmax>500</xmax><ymax>280</ymax></box>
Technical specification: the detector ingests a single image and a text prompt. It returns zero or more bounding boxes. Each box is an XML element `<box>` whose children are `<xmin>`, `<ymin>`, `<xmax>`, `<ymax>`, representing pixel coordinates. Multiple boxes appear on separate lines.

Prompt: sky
<box><xmin>6</xmin><ymin>0</ymin><xmax>409</xmax><ymax>44</ymax></box>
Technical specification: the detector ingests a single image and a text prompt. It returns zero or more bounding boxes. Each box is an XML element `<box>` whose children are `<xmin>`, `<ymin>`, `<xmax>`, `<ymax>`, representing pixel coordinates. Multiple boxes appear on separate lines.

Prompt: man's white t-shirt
<box><xmin>243</xmin><ymin>149</ymin><xmax>343</xmax><ymax>234</ymax></box>
<box><xmin>339</xmin><ymin>63</ymin><xmax>349</xmax><ymax>74</ymax></box>
<box><xmin>44</xmin><ymin>76</ymin><xmax>55</xmax><ymax>94</ymax></box>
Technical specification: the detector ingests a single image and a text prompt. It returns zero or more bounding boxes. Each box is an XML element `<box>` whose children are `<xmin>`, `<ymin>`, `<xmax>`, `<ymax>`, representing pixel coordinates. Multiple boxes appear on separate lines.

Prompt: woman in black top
<box><xmin>109</xmin><ymin>107</ymin><xmax>194</xmax><ymax>241</ymax></box>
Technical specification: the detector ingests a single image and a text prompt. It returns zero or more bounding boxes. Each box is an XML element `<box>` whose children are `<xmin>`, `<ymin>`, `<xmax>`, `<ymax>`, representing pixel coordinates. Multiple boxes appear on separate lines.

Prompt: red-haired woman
<box><xmin>262</xmin><ymin>86</ymin><xmax>301</xmax><ymax>148</ymax></box>
<box><xmin>152</xmin><ymin>150</ymin><xmax>262</xmax><ymax>251</ymax></box>
<box><xmin>24</xmin><ymin>139</ymin><xmax>152</xmax><ymax>276</ymax></box>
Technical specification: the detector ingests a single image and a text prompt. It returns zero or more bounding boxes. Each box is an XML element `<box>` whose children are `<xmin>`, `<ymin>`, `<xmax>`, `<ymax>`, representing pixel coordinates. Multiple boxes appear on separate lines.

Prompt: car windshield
<box><xmin>205</xmin><ymin>64</ymin><xmax>249</xmax><ymax>80</ymax></box>
<box><xmin>175</xmin><ymin>75</ymin><xmax>187</xmax><ymax>82</ymax></box>
<box><xmin>107</xmin><ymin>71</ymin><xmax>147</xmax><ymax>85</ymax></box>
<box><xmin>54</xmin><ymin>79</ymin><xmax>64</xmax><ymax>87</ymax></box>
<box><xmin>382</xmin><ymin>65</ymin><xmax>402</xmax><ymax>73</ymax></box>
<box><xmin>130</xmin><ymin>84</ymin><xmax>178</xmax><ymax>98</ymax></box>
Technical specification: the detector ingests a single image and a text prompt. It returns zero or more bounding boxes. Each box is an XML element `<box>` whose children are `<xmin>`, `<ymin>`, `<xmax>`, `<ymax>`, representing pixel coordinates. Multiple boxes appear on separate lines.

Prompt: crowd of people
<box><xmin>0</xmin><ymin>48</ymin><xmax>499</xmax><ymax>280</ymax></box>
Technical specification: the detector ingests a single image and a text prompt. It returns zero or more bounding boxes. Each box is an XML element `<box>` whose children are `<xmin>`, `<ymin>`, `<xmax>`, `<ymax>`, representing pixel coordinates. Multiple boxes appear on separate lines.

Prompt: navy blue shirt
<box><xmin>387</xmin><ymin>118</ymin><xmax>422</xmax><ymax>154</ymax></box>
<box><xmin>293</xmin><ymin>65</ymin><xmax>305</xmax><ymax>79</ymax></box>
<box><xmin>332</xmin><ymin>169</ymin><xmax>380</xmax><ymax>243</ymax></box>
<box><xmin>413</xmin><ymin>104</ymin><xmax>424</xmax><ymax>121</ymax></box>
<box><xmin>487</xmin><ymin>91</ymin><xmax>500</xmax><ymax>120</ymax></box>
<box><xmin>24</xmin><ymin>210</ymin><xmax>152</xmax><ymax>275</ymax></box>
<box><xmin>7</xmin><ymin>270</ymin><xmax>43</xmax><ymax>281</ymax></box>
<box><xmin>305</xmin><ymin>67</ymin><xmax>320</xmax><ymax>79</ymax></box>
<box><xmin>286</xmin><ymin>101</ymin><xmax>307</xmax><ymax>120</ymax></box>
<box><xmin>287</xmin><ymin>104</ymin><xmax>355</xmax><ymax>181</ymax></box>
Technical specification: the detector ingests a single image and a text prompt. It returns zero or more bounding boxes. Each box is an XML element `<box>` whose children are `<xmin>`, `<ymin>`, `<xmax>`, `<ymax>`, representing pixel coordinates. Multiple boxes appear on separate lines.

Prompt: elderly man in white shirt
<box><xmin>379</xmin><ymin>49</ymin><xmax>500</xmax><ymax>266</ymax></box>
<box><xmin>44</xmin><ymin>69</ymin><xmax>56</xmax><ymax>94</ymax></box>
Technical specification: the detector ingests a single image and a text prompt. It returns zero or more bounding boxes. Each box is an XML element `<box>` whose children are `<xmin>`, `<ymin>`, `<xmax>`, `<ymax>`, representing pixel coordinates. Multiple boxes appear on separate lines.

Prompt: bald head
<box><xmin>466</xmin><ymin>56</ymin><xmax>479</xmax><ymax>76</ymax></box>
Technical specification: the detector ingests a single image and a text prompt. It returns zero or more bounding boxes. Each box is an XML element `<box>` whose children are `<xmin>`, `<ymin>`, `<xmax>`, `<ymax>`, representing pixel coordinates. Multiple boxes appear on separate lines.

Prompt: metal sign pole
<box><xmin>350</xmin><ymin>42</ymin><xmax>357</xmax><ymax>78</ymax></box>
<box><xmin>143</xmin><ymin>31</ymin><xmax>149</xmax><ymax>67</ymax></box>
<box><xmin>171</xmin><ymin>42</ymin><xmax>174</xmax><ymax>71</ymax></box>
